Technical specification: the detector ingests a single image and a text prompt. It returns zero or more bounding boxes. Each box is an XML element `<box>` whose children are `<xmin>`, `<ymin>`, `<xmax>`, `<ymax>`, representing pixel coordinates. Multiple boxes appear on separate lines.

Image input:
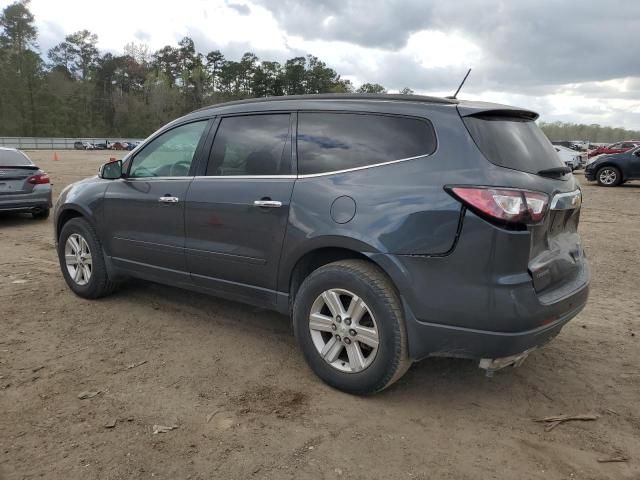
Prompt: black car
<box><xmin>585</xmin><ymin>147</ymin><xmax>640</xmax><ymax>186</ymax></box>
<box><xmin>54</xmin><ymin>94</ymin><xmax>589</xmax><ymax>394</ymax></box>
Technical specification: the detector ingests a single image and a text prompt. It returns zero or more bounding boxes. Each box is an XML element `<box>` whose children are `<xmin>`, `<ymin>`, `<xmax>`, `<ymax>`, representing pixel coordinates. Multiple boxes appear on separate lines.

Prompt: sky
<box><xmin>5</xmin><ymin>0</ymin><xmax>640</xmax><ymax>129</ymax></box>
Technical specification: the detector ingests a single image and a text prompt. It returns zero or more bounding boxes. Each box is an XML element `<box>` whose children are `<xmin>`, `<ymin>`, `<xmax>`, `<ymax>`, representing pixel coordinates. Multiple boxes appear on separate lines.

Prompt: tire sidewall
<box><xmin>293</xmin><ymin>265</ymin><xmax>403</xmax><ymax>394</ymax></box>
<box><xmin>58</xmin><ymin>218</ymin><xmax>105</xmax><ymax>298</ymax></box>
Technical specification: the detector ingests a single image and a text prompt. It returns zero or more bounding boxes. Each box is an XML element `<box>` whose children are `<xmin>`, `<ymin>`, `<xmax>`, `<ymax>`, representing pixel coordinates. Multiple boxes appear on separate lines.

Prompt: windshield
<box><xmin>463</xmin><ymin>114</ymin><xmax>564</xmax><ymax>174</ymax></box>
<box><xmin>0</xmin><ymin>149</ymin><xmax>33</xmax><ymax>167</ymax></box>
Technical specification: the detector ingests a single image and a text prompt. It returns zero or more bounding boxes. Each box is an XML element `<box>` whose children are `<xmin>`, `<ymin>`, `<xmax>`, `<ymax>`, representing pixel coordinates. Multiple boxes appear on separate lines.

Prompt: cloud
<box><xmin>226</xmin><ymin>2</ymin><xmax>251</xmax><ymax>15</ymax></box>
<box><xmin>134</xmin><ymin>30</ymin><xmax>151</xmax><ymax>42</ymax></box>
<box><xmin>255</xmin><ymin>0</ymin><xmax>640</xmax><ymax>93</ymax></box>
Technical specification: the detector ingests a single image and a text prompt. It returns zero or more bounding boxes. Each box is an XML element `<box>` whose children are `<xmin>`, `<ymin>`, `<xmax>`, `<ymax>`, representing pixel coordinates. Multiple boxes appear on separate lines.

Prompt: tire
<box><xmin>32</xmin><ymin>208</ymin><xmax>50</xmax><ymax>219</ymax></box>
<box><xmin>57</xmin><ymin>217</ymin><xmax>116</xmax><ymax>299</ymax></box>
<box><xmin>293</xmin><ymin>259</ymin><xmax>411</xmax><ymax>395</ymax></box>
<box><xmin>596</xmin><ymin>166</ymin><xmax>621</xmax><ymax>187</ymax></box>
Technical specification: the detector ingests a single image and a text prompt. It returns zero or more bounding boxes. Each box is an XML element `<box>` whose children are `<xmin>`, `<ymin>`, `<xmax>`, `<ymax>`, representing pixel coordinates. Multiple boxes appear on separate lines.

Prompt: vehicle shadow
<box><xmin>113</xmin><ymin>277</ymin><xmax>293</xmax><ymax>335</ymax></box>
<box><xmin>107</xmin><ymin>277</ymin><xmax>542</xmax><ymax>403</ymax></box>
<box><xmin>0</xmin><ymin>211</ymin><xmax>40</xmax><ymax>226</ymax></box>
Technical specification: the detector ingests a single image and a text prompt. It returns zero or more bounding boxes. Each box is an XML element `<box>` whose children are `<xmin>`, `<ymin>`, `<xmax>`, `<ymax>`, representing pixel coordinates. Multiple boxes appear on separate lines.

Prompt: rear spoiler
<box><xmin>456</xmin><ymin>102</ymin><xmax>539</xmax><ymax>121</ymax></box>
<box><xmin>0</xmin><ymin>165</ymin><xmax>39</xmax><ymax>170</ymax></box>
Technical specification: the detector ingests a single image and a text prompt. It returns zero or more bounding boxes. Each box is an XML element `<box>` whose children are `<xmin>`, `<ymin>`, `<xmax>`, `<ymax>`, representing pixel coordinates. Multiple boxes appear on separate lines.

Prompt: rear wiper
<box><xmin>537</xmin><ymin>166</ymin><xmax>571</xmax><ymax>177</ymax></box>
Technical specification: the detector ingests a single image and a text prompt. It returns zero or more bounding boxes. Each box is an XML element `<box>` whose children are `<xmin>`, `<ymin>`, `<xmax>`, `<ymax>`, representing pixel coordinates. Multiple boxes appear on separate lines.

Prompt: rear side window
<box><xmin>463</xmin><ymin>114</ymin><xmax>564</xmax><ymax>174</ymax></box>
<box><xmin>0</xmin><ymin>149</ymin><xmax>33</xmax><ymax>166</ymax></box>
<box><xmin>297</xmin><ymin>113</ymin><xmax>436</xmax><ymax>175</ymax></box>
<box><xmin>206</xmin><ymin>114</ymin><xmax>291</xmax><ymax>176</ymax></box>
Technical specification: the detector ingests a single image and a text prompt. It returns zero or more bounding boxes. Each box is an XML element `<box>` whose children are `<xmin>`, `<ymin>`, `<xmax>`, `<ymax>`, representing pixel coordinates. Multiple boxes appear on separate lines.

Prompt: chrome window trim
<box><xmin>189</xmin><ymin>154</ymin><xmax>432</xmax><ymax>179</ymax></box>
<box><xmin>194</xmin><ymin>175</ymin><xmax>297</xmax><ymax>180</ymax></box>
<box><xmin>550</xmin><ymin>189</ymin><xmax>582</xmax><ymax>210</ymax></box>
<box><xmin>296</xmin><ymin>153</ymin><xmax>431</xmax><ymax>179</ymax></box>
<box><xmin>129</xmin><ymin>153</ymin><xmax>432</xmax><ymax>180</ymax></box>
<box><xmin>125</xmin><ymin>176</ymin><xmax>196</xmax><ymax>181</ymax></box>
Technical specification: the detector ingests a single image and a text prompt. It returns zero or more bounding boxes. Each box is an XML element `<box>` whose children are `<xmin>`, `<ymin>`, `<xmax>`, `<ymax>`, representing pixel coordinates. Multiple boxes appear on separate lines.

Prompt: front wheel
<box><xmin>293</xmin><ymin>260</ymin><xmax>411</xmax><ymax>395</ymax></box>
<box><xmin>57</xmin><ymin>217</ymin><xmax>116</xmax><ymax>298</ymax></box>
<box><xmin>596</xmin><ymin>166</ymin><xmax>621</xmax><ymax>187</ymax></box>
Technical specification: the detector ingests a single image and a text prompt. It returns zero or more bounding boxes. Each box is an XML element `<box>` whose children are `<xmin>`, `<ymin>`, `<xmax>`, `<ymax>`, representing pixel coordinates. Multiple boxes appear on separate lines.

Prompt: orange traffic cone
<box><xmin>53</xmin><ymin>152</ymin><xmax>59</xmax><ymax>161</ymax></box>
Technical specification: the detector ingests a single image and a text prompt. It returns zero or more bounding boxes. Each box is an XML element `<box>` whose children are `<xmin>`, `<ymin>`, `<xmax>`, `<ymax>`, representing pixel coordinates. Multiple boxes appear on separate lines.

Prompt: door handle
<box><xmin>253</xmin><ymin>200</ymin><xmax>282</xmax><ymax>208</ymax></box>
<box><xmin>159</xmin><ymin>196</ymin><xmax>179</xmax><ymax>203</ymax></box>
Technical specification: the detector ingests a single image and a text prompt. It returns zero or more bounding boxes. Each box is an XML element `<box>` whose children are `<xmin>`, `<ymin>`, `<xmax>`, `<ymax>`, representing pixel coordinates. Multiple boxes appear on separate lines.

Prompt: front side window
<box><xmin>206</xmin><ymin>114</ymin><xmax>291</xmax><ymax>176</ymax></box>
<box><xmin>297</xmin><ymin>112</ymin><xmax>437</xmax><ymax>175</ymax></box>
<box><xmin>129</xmin><ymin>121</ymin><xmax>208</xmax><ymax>178</ymax></box>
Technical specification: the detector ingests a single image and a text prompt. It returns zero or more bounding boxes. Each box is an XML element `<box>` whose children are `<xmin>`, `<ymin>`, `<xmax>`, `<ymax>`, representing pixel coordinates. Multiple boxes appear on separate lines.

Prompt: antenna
<box><xmin>449</xmin><ymin>68</ymin><xmax>472</xmax><ymax>99</ymax></box>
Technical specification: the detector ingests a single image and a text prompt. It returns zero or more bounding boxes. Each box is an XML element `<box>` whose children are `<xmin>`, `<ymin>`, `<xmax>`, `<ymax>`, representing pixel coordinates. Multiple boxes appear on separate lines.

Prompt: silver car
<box><xmin>0</xmin><ymin>148</ymin><xmax>52</xmax><ymax>219</ymax></box>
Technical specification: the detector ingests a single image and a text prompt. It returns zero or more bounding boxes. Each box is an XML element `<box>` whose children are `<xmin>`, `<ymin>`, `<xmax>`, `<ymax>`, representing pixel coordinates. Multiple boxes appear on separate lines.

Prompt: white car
<box><xmin>554</xmin><ymin>145</ymin><xmax>584</xmax><ymax>170</ymax></box>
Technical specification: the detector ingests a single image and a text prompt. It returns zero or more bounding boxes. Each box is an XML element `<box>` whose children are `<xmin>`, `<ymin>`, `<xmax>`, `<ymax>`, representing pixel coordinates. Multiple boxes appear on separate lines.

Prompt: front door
<box><xmin>185</xmin><ymin>113</ymin><xmax>295</xmax><ymax>307</ymax></box>
<box><xmin>103</xmin><ymin>119</ymin><xmax>210</xmax><ymax>283</ymax></box>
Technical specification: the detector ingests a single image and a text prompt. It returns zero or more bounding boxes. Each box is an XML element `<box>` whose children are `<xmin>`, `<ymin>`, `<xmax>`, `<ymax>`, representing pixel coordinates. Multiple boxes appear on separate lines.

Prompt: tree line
<box><xmin>1</xmin><ymin>0</ymin><xmax>637</xmax><ymax>143</ymax></box>
<box><xmin>539</xmin><ymin>121</ymin><xmax>640</xmax><ymax>144</ymax></box>
<box><xmin>0</xmin><ymin>1</ymin><xmax>391</xmax><ymax>138</ymax></box>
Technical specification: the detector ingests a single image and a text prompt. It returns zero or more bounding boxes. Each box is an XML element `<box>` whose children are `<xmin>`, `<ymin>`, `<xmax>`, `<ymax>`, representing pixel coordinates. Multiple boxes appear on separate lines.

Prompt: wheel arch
<box><xmin>55</xmin><ymin>205</ymin><xmax>93</xmax><ymax>241</ymax></box>
<box><xmin>281</xmin><ymin>237</ymin><xmax>400</xmax><ymax>309</ymax></box>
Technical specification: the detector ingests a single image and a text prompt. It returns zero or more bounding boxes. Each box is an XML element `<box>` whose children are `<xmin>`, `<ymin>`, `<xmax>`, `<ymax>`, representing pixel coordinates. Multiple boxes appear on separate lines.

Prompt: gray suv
<box><xmin>54</xmin><ymin>94</ymin><xmax>589</xmax><ymax>394</ymax></box>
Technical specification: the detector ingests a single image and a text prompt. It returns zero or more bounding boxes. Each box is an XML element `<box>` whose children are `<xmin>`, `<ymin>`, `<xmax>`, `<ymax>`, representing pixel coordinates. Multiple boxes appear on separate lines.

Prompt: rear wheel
<box><xmin>57</xmin><ymin>217</ymin><xmax>116</xmax><ymax>298</ymax></box>
<box><xmin>596</xmin><ymin>166</ymin><xmax>621</xmax><ymax>187</ymax></box>
<box><xmin>293</xmin><ymin>259</ymin><xmax>411</xmax><ymax>395</ymax></box>
<box><xmin>32</xmin><ymin>208</ymin><xmax>50</xmax><ymax>219</ymax></box>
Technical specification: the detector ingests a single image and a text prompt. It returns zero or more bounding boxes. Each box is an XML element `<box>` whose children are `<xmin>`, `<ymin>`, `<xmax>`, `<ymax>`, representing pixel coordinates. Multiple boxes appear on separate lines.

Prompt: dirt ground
<box><xmin>0</xmin><ymin>150</ymin><xmax>638</xmax><ymax>480</ymax></box>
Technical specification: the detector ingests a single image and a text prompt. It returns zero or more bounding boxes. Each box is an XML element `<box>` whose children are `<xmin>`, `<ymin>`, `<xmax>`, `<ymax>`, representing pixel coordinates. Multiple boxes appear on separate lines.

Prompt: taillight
<box><xmin>447</xmin><ymin>186</ymin><xmax>549</xmax><ymax>226</ymax></box>
<box><xmin>27</xmin><ymin>173</ymin><xmax>50</xmax><ymax>185</ymax></box>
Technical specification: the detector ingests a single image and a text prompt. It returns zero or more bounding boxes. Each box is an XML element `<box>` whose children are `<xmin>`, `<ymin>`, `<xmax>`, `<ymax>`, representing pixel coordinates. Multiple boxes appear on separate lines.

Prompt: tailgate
<box><xmin>528</xmin><ymin>189</ymin><xmax>584</xmax><ymax>292</ymax></box>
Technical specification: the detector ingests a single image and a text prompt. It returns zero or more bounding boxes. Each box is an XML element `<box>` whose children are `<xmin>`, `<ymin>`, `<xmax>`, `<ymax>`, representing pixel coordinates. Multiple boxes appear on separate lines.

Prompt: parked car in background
<box><xmin>110</xmin><ymin>142</ymin><xmax>126</xmax><ymax>150</ymax></box>
<box><xmin>73</xmin><ymin>141</ymin><xmax>84</xmax><ymax>150</ymax></box>
<box><xmin>54</xmin><ymin>94</ymin><xmax>589</xmax><ymax>394</ymax></box>
<box><xmin>588</xmin><ymin>141</ymin><xmax>640</xmax><ymax>158</ymax></box>
<box><xmin>0</xmin><ymin>147</ymin><xmax>52</xmax><ymax>218</ymax></box>
<box><xmin>554</xmin><ymin>145</ymin><xmax>584</xmax><ymax>170</ymax></box>
<box><xmin>93</xmin><ymin>142</ymin><xmax>107</xmax><ymax>150</ymax></box>
<box><xmin>585</xmin><ymin>146</ymin><xmax>640</xmax><ymax>186</ymax></box>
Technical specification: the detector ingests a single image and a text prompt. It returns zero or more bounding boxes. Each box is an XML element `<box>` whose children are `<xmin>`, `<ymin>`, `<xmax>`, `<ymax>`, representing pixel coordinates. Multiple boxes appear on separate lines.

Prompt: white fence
<box><xmin>0</xmin><ymin>137</ymin><xmax>145</xmax><ymax>150</ymax></box>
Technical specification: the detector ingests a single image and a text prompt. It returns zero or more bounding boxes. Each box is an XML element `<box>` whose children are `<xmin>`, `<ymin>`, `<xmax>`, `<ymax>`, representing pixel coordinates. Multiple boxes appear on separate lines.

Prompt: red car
<box><xmin>588</xmin><ymin>141</ymin><xmax>640</xmax><ymax>158</ymax></box>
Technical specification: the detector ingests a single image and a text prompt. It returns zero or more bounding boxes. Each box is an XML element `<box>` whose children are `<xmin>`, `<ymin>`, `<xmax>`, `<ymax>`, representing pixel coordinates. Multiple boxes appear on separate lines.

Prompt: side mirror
<box><xmin>99</xmin><ymin>159</ymin><xmax>123</xmax><ymax>179</ymax></box>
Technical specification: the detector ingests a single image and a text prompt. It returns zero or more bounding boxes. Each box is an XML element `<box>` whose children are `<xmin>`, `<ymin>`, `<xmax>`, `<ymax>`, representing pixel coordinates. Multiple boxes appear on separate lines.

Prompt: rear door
<box><xmin>103</xmin><ymin>119</ymin><xmax>210</xmax><ymax>282</ymax></box>
<box><xmin>184</xmin><ymin>113</ymin><xmax>295</xmax><ymax>307</ymax></box>
<box><xmin>460</xmin><ymin>110</ymin><xmax>585</xmax><ymax>293</ymax></box>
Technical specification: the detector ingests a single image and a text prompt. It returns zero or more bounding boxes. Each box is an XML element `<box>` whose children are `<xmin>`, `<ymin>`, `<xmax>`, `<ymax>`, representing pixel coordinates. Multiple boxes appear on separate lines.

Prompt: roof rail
<box><xmin>194</xmin><ymin>93</ymin><xmax>458</xmax><ymax>112</ymax></box>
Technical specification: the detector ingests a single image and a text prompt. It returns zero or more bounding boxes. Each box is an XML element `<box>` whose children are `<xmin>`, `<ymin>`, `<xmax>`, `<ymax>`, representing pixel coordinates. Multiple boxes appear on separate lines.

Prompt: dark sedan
<box><xmin>585</xmin><ymin>147</ymin><xmax>640</xmax><ymax>186</ymax></box>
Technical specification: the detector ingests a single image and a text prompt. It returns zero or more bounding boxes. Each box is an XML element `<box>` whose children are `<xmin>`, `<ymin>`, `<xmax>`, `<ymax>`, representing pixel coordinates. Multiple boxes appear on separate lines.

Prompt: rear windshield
<box><xmin>0</xmin><ymin>149</ymin><xmax>33</xmax><ymax>167</ymax></box>
<box><xmin>463</xmin><ymin>115</ymin><xmax>564</xmax><ymax>174</ymax></box>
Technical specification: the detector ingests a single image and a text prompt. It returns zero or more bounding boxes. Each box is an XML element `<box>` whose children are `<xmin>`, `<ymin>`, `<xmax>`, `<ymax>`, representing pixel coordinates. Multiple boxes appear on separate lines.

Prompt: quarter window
<box><xmin>129</xmin><ymin>121</ymin><xmax>208</xmax><ymax>178</ymax></box>
<box><xmin>206</xmin><ymin>114</ymin><xmax>291</xmax><ymax>176</ymax></box>
<box><xmin>297</xmin><ymin>113</ymin><xmax>436</xmax><ymax>175</ymax></box>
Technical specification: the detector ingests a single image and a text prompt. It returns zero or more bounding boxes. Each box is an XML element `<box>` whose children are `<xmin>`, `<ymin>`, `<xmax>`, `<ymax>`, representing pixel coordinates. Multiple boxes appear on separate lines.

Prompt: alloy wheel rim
<box><xmin>599</xmin><ymin>169</ymin><xmax>617</xmax><ymax>185</ymax></box>
<box><xmin>64</xmin><ymin>233</ymin><xmax>92</xmax><ymax>286</ymax></box>
<box><xmin>309</xmin><ymin>288</ymin><xmax>379</xmax><ymax>373</ymax></box>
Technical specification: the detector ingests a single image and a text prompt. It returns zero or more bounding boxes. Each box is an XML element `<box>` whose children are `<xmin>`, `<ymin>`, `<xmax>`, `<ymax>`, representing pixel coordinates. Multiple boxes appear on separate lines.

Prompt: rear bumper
<box><xmin>401</xmin><ymin>284</ymin><xmax>587</xmax><ymax>360</ymax></box>
<box><xmin>369</xmin><ymin>211</ymin><xmax>590</xmax><ymax>361</ymax></box>
<box><xmin>0</xmin><ymin>186</ymin><xmax>52</xmax><ymax>212</ymax></box>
